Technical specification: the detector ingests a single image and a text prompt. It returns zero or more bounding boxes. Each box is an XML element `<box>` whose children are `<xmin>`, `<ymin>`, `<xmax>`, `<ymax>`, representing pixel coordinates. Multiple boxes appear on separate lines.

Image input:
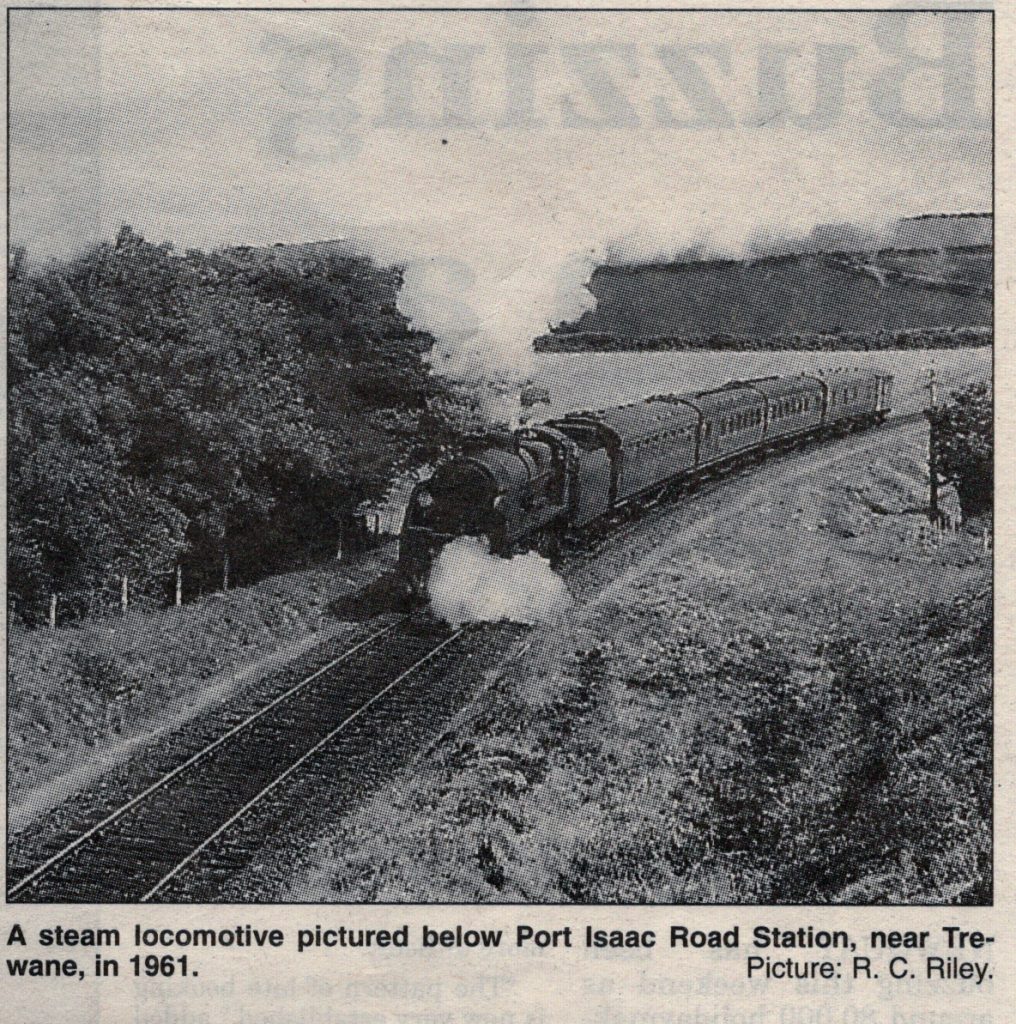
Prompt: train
<box><xmin>399</xmin><ymin>368</ymin><xmax>894</xmax><ymax>593</ymax></box>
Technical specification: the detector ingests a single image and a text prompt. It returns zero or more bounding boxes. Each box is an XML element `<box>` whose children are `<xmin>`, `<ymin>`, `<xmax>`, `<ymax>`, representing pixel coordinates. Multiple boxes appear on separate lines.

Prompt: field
<box><xmin>569</xmin><ymin>249</ymin><xmax>992</xmax><ymax>340</ymax></box>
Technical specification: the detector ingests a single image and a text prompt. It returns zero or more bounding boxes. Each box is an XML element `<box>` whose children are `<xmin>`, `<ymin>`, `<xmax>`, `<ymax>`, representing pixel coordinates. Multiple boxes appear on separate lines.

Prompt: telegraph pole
<box><xmin>924</xmin><ymin>368</ymin><xmax>940</xmax><ymax>525</ymax></box>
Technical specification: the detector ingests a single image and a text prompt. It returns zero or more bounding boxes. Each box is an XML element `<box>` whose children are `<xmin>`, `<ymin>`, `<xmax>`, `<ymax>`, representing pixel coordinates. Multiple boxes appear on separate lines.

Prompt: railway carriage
<box><xmin>823</xmin><ymin>369</ymin><xmax>884</xmax><ymax>426</ymax></box>
<box><xmin>681</xmin><ymin>385</ymin><xmax>766</xmax><ymax>465</ymax></box>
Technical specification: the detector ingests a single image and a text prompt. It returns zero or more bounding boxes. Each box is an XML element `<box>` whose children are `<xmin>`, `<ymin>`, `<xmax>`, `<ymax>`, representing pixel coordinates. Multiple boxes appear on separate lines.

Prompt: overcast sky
<box><xmin>10</xmin><ymin>9</ymin><xmax>992</xmax><ymax>262</ymax></box>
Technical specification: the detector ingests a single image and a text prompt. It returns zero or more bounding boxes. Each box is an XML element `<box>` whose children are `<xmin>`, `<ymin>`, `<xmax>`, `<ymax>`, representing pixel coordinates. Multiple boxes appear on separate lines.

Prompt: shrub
<box><xmin>930</xmin><ymin>382</ymin><xmax>993</xmax><ymax>517</ymax></box>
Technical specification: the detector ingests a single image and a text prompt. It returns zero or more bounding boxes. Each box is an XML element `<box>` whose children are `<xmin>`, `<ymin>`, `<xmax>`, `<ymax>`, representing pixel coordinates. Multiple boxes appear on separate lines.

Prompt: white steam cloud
<box><xmin>427</xmin><ymin>536</ymin><xmax>572</xmax><ymax>628</ymax></box>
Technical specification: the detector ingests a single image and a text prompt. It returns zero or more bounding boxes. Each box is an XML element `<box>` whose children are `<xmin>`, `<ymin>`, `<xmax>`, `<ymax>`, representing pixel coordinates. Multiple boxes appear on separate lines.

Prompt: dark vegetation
<box><xmin>703</xmin><ymin>595</ymin><xmax>991</xmax><ymax>903</ymax></box>
<box><xmin>931</xmin><ymin>382</ymin><xmax>993</xmax><ymax>518</ymax></box>
<box><xmin>536</xmin><ymin>326</ymin><xmax>992</xmax><ymax>353</ymax></box>
<box><xmin>556</xmin><ymin>591</ymin><xmax>992</xmax><ymax>904</ymax></box>
<box><xmin>8</xmin><ymin>227</ymin><xmax>482</xmax><ymax>623</ymax></box>
<box><xmin>546</xmin><ymin>246</ymin><xmax>991</xmax><ymax>343</ymax></box>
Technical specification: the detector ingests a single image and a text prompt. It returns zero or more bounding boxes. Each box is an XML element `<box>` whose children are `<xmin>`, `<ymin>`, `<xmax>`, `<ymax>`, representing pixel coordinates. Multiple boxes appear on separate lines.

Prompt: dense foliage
<box><xmin>9</xmin><ymin>228</ymin><xmax>483</xmax><ymax>622</ymax></box>
<box><xmin>536</xmin><ymin>326</ymin><xmax>992</xmax><ymax>353</ymax></box>
<box><xmin>555</xmin><ymin>592</ymin><xmax>991</xmax><ymax>904</ymax></box>
<box><xmin>705</xmin><ymin>594</ymin><xmax>991</xmax><ymax>903</ymax></box>
<box><xmin>931</xmin><ymin>382</ymin><xmax>993</xmax><ymax>518</ymax></box>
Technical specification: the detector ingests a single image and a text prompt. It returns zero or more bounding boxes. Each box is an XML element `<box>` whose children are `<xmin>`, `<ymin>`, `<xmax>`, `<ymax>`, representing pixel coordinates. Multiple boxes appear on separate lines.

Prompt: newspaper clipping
<box><xmin>3</xmin><ymin>1</ymin><xmax>1008</xmax><ymax>1021</ymax></box>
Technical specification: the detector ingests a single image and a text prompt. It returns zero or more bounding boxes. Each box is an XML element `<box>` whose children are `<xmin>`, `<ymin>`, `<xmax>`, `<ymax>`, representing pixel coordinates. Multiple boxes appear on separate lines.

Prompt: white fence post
<box><xmin>175</xmin><ymin>565</ymin><xmax>183</xmax><ymax>607</ymax></box>
<box><xmin>49</xmin><ymin>592</ymin><xmax>58</xmax><ymax>629</ymax></box>
<box><xmin>121</xmin><ymin>575</ymin><xmax>129</xmax><ymax>614</ymax></box>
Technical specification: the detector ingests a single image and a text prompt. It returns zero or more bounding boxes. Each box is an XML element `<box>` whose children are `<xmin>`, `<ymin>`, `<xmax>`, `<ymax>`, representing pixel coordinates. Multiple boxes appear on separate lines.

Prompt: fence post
<box><xmin>924</xmin><ymin>369</ymin><xmax>940</xmax><ymax>526</ymax></box>
<box><xmin>121</xmin><ymin>575</ymin><xmax>129</xmax><ymax>615</ymax></box>
<box><xmin>223</xmin><ymin>552</ymin><xmax>230</xmax><ymax>592</ymax></box>
<box><xmin>49</xmin><ymin>592</ymin><xmax>58</xmax><ymax>629</ymax></box>
<box><xmin>175</xmin><ymin>565</ymin><xmax>183</xmax><ymax>607</ymax></box>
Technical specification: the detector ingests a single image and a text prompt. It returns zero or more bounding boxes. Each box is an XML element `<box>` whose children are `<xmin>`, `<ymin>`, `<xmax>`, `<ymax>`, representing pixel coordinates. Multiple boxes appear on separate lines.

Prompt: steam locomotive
<box><xmin>400</xmin><ymin>369</ymin><xmax>894</xmax><ymax>593</ymax></box>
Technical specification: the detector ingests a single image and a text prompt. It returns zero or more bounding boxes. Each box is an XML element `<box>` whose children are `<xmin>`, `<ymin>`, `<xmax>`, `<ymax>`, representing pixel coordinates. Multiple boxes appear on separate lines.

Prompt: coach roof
<box><xmin>737</xmin><ymin>376</ymin><xmax>825</xmax><ymax>402</ymax></box>
<box><xmin>559</xmin><ymin>398</ymin><xmax>698</xmax><ymax>448</ymax></box>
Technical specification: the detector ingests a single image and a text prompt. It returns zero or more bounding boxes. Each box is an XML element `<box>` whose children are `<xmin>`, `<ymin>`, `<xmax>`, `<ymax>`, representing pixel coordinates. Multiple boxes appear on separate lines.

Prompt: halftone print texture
<box><xmin>8</xmin><ymin>8</ymin><xmax>991</xmax><ymax>905</ymax></box>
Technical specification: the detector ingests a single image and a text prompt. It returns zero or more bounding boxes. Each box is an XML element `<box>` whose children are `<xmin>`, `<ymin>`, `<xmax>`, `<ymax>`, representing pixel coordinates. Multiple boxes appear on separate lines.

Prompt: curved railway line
<box><xmin>8</xmin><ymin>411</ymin><xmax>924</xmax><ymax>903</ymax></box>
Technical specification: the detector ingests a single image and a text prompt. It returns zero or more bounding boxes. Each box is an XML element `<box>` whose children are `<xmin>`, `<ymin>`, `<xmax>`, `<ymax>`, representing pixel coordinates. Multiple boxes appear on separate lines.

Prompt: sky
<box><xmin>8</xmin><ymin>8</ymin><xmax>993</xmax><ymax>382</ymax></box>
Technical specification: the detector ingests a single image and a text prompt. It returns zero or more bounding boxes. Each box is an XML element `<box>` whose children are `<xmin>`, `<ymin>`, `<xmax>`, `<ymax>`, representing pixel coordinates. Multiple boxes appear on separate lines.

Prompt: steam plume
<box><xmin>427</xmin><ymin>536</ymin><xmax>572</xmax><ymax>628</ymax></box>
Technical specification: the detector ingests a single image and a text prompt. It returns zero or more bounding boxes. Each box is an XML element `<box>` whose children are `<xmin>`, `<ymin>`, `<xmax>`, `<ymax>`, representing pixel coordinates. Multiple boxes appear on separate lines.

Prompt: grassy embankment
<box><xmin>7</xmin><ymin>548</ymin><xmax>396</xmax><ymax>829</ymax></box>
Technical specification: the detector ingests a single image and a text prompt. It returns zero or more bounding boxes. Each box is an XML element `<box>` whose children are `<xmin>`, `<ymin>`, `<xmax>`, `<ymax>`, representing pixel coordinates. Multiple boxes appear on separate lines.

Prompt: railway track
<box><xmin>9</xmin><ymin>615</ymin><xmax>475</xmax><ymax>903</ymax></box>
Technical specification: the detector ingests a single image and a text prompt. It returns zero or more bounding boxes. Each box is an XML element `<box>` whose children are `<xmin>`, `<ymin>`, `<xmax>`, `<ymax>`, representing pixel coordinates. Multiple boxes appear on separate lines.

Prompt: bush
<box><xmin>70</xmin><ymin>651</ymin><xmax>137</xmax><ymax>700</ymax></box>
<box><xmin>930</xmin><ymin>382</ymin><xmax>993</xmax><ymax>517</ymax></box>
<box><xmin>535</xmin><ymin>326</ymin><xmax>993</xmax><ymax>353</ymax></box>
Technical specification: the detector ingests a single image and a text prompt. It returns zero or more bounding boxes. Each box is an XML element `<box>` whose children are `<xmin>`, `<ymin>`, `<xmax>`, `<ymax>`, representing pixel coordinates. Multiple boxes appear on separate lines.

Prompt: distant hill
<box><xmin>551</xmin><ymin>240</ymin><xmax>991</xmax><ymax>347</ymax></box>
